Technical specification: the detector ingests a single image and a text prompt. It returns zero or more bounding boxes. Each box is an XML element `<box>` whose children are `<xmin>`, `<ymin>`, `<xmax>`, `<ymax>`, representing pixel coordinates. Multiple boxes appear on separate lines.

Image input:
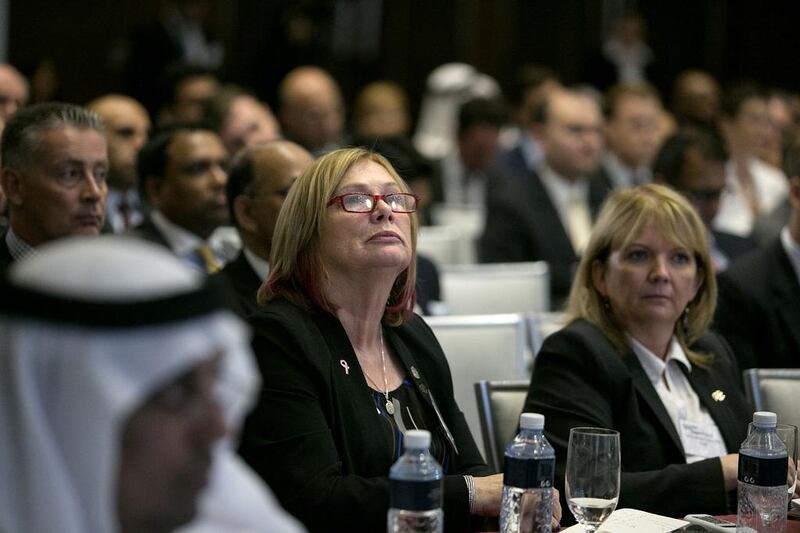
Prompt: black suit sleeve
<box><xmin>524</xmin><ymin>326</ymin><xmax>730</xmax><ymax>522</ymax></box>
<box><xmin>714</xmin><ymin>272</ymin><xmax>759</xmax><ymax>371</ymax></box>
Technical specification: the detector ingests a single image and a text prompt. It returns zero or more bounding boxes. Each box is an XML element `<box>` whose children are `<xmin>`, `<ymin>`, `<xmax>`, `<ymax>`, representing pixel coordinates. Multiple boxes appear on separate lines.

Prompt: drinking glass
<box><xmin>748</xmin><ymin>422</ymin><xmax>798</xmax><ymax>507</ymax></box>
<box><xmin>565</xmin><ymin>427</ymin><xmax>621</xmax><ymax>533</ymax></box>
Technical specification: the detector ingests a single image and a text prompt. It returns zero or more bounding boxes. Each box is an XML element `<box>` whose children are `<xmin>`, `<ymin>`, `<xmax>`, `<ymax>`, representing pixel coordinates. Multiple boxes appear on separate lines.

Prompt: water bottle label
<box><xmin>503</xmin><ymin>457</ymin><xmax>555</xmax><ymax>489</ymax></box>
<box><xmin>738</xmin><ymin>454</ymin><xmax>788</xmax><ymax>487</ymax></box>
<box><xmin>390</xmin><ymin>479</ymin><xmax>443</xmax><ymax>511</ymax></box>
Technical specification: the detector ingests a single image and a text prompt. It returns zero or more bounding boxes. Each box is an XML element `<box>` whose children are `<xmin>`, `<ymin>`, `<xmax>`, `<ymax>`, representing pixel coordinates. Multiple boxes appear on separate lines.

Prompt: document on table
<box><xmin>562</xmin><ymin>508</ymin><xmax>689</xmax><ymax>533</ymax></box>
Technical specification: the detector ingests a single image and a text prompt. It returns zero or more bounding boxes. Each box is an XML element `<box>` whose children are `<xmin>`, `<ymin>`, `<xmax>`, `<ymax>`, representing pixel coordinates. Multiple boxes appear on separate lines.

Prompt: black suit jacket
<box><xmin>215</xmin><ymin>251</ymin><xmax>263</xmax><ymax>318</ymax></box>
<box><xmin>239</xmin><ymin>299</ymin><xmax>493</xmax><ymax>533</ymax></box>
<box><xmin>712</xmin><ymin>230</ymin><xmax>756</xmax><ymax>264</ymax></box>
<box><xmin>524</xmin><ymin>319</ymin><xmax>751</xmax><ymax>522</ymax></box>
<box><xmin>479</xmin><ymin>169</ymin><xmax>612</xmax><ymax>309</ymax></box>
<box><xmin>127</xmin><ymin>216</ymin><xmax>172</xmax><ymax>249</ymax></box>
<box><xmin>0</xmin><ymin>236</ymin><xmax>14</xmax><ymax>274</ymax></box>
<box><xmin>715</xmin><ymin>238</ymin><xmax>800</xmax><ymax>369</ymax></box>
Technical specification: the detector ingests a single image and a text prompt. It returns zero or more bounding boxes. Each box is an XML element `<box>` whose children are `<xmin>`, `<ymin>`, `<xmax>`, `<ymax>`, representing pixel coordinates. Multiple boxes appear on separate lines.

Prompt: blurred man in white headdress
<box><xmin>0</xmin><ymin>236</ymin><xmax>304</xmax><ymax>533</ymax></box>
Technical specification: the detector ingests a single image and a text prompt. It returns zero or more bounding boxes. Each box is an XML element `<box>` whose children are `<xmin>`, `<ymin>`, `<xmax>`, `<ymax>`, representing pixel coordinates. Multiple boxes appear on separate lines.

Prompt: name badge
<box><xmin>680</xmin><ymin>419</ymin><xmax>727</xmax><ymax>460</ymax></box>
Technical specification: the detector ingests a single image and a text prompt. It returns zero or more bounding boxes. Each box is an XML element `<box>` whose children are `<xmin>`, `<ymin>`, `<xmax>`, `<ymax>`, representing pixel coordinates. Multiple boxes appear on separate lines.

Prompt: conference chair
<box><xmin>474</xmin><ymin>380</ymin><xmax>530</xmax><ymax>472</ymax></box>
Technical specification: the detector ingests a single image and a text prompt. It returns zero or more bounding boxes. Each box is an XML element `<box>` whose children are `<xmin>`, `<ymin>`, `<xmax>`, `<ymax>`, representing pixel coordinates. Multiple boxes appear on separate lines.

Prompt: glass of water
<box><xmin>565</xmin><ymin>427</ymin><xmax>620</xmax><ymax>533</ymax></box>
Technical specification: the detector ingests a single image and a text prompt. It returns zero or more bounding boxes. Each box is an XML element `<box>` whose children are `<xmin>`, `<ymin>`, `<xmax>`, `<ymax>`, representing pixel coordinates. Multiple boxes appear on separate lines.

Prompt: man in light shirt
<box><xmin>715</xmin><ymin>134</ymin><xmax>800</xmax><ymax>370</ymax></box>
<box><xmin>132</xmin><ymin>124</ymin><xmax>231</xmax><ymax>273</ymax></box>
<box><xmin>480</xmin><ymin>87</ymin><xmax>612</xmax><ymax>307</ymax></box>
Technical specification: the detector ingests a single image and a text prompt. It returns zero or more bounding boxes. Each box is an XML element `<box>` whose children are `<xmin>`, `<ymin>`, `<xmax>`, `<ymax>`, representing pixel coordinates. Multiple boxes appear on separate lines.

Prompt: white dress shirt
<box><xmin>243</xmin><ymin>247</ymin><xmax>270</xmax><ymax>282</ymax></box>
<box><xmin>538</xmin><ymin>165</ymin><xmax>592</xmax><ymax>254</ymax></box>
<box><xmin>603</xmin><ymin>151</ymin><xmax>652</xmax><ymax>190</ymax></box>
<box><xmin>713</xmin><ymin>158</ymin><xmax>788</xmax><ymax>237</ymax></box>
<box><xmin>629</xmin><ymin>335</ymin><xmax>728</xmax><ymax>463</ymax></box>
<box><xmin>150</xmin><ymin>210</ymin><xmax>227</xmax><ymax>272</ymax></box>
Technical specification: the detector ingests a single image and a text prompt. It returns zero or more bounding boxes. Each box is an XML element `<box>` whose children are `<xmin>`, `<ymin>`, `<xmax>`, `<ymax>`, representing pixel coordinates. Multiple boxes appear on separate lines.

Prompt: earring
<box><xmin>682</xmin><ymin>306</ymin><xmax>691</xmax><ymax>329</ymax></box>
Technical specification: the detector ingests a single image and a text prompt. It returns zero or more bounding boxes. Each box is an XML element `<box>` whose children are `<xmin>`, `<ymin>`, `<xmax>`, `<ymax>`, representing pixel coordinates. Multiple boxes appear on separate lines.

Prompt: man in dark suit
<box><xmin>715</xmin><ymin>140</ymin><xmax>800</xmax><ymax>370</ymax></box>
<box><xmin>217</xmin><ymin>140</ymin><xmax>312</xmax><ymax>316</ymax></box>
<box><xmin>0</xmin><ymin>102</ymin><xmax>108</xmax><ymax>270</ymax></box>
<box><xmin>653</xmin><ymin>128</ymin><xmax>756</xmax><ymax>271</ymax></box>
<box><xmin>132</xmin><ymin>123</ymin><xmax>230</xmax><ymax>273</ymax></box>
<box><xmin>87</xmin><ymin>94</ymin><xmax>151</xmax><ymax>234</ymax></box>
<box><xmin>480</xmin><ymin>88</ymin><xmax>611</xmax><ymax>308</ymax></box>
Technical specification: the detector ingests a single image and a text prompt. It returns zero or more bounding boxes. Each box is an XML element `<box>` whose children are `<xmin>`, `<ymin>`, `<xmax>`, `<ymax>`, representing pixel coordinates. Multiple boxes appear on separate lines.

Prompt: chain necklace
<box><xmin>362</xmin><ymin>330</ymin><xmax>394</xmax><ymax>415</ymax></box>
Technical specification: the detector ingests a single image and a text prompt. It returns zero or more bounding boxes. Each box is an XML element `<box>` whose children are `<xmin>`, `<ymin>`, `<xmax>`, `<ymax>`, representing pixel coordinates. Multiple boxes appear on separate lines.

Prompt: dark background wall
<box><xmin>7</xmin><ymin>0</ymin><xmax>800</xmax><ymax>122</ymax></box>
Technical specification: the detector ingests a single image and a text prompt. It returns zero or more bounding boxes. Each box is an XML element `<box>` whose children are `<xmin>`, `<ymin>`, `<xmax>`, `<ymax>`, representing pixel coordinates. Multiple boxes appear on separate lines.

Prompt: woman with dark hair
<box><xmin>239</xmin><ymin>148</ymin><xmax>536</xmax><ymax>532</ymax></box>
<box><xmin>524</xmin><ymin>184</ymin><xmax>751</xmax><ymax>523</ymax></box>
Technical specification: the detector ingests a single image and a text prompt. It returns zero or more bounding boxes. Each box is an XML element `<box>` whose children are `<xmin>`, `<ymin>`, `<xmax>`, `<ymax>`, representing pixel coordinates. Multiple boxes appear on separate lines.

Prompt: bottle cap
<box><xmin>404</xmin><ymin>430</ymin><xmax>431</xmax><ymax>449</ymax></box>
<box><xmin>520</xmin><ymin>413</ymin><xmax>545</xmax><ymax>430</ymax></box>
<box><xmin>752</xmin><ymin>411</ymin><xmax>778</xmax><ymax>427</ymax></box>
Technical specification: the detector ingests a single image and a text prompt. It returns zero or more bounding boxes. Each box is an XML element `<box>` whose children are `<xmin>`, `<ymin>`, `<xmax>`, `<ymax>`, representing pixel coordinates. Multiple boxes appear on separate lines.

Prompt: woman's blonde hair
<box><xmin>566</xmin><ymin>184</ymin><xmax>716</xmax><ymax>364</ymax></box>
<box><xmin>258</xmin><ymin>147</ymin><xmax>418</xmax><ymax>325</ymax></box>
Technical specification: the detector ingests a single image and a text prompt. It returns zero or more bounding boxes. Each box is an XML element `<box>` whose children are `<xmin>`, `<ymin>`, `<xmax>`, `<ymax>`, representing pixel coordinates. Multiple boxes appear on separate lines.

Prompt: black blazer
<box><xmin>127</xmin><ymin>216</ymin><xmax>172</xmax><ymax>249</ymax></box>
<box><xmin>524</xmin><ymin>319</ymin><xmax>751</xmax><ymax>522</ymax></box>
<box><xmin>0</xmin><ymin>234</ymin><xmax>14</xmax><ymax>274</ymax></box>
<box><xmin>715</xmin><ymin>238</ymin><xmax>800</xmax><ymax>369</ymax></box>
<box><xmin>239</xmin><ymin>299</ymin><xmax>493</xmax><ymax>533</ymax></box>
<box><xmin>215</xmin><ymin>251</ymin><xmax>262</xmax><ymax>318</ymax></box>
<box><xmin>712</xmin><ymin>230</ymin><xmax>756</xmax><ymax>264</ymax></box>
<box><xmin>479</xmin><ymin>169</ymin><xmax>612</xmax><ymax>308</ymax></box>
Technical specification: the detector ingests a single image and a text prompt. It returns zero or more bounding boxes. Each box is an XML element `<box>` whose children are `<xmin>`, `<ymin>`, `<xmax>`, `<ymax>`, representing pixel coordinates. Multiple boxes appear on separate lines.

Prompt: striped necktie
<box><xmin>194</xmin><ymin>244</ymin><xmax>222</xmax><ymax>274</ymax></box>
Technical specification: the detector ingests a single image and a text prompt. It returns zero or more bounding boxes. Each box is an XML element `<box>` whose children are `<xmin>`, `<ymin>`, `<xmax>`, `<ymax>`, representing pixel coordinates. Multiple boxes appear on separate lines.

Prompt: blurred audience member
<box><xmin>497</xmin><ymin>63</ymin><xmax>561</xmax><ymax>164</ymax></box>
<box><xmin>209</xmin><ymin>85</ymin><xmax>281</xmax><ymax>155</ymax></box>
<box><xmin>715</xmin><ymin>135</ymin><xmax>800</xmax><ymax>370</ymax></box>
<box><xmin>525</xmin><ymin>184</ymin><xmax>750</xmax><ymax>523</ymax></box>
<box><xmin>481</xmin><ymin>88</ymin><xmax>612</xmax><ymax>308</ymax></box>
<box><xmin>126</xmin><ymin>0</ymin><xmax>224</xmax><ymax>114</ymax></box>
<box><xmin>87</xmin><ymin>95</ymin><xmax>152</xmax><ymax>233</ymax></box>
<box><xmin>133</xmin><ymin>124</ymin><xmax>230</xmax><ymax>273</ymax></box>
<box><xmin>653</xmin><ymin>128</ymin><xmax>755</xmax><ymax>271</ymax></box>
<box><xmin>0</xmin><ymin>63</ymin><xmax>29</xmax><ymax>122</ymax></box>
<box><xmin>588</xmin><ymin>10</ymin><xmax>654</xmax><ymax>90</ymax></box>
<box><xmin>159</xmin><ymin>65</ymin><xmax>220</xmax><ymax>124</ymax></box>
<box><xmin>0</xmin><ymin>236</ymin><xmax>303</xmax><ymax>533</ymax></box>
<box><xmin>761</xmin><ymin>89</ymin><xmax>799</xmax><ymax>169</ymax></box>
<box><xmin>278</xmin><ymin>66</ymin><xmax>345</xmax><ymax>156</ymax></box>
<box><xmin>219</xmin><ymin>140</ymin><xmax>312</xmax><ymax>316</ymax></box>
<box><xmin>716</xmin><ymin>83</ymin><xmax>788</xmax><ymax>237</ymax></box>
<box><xmin>671</xmin><ymin>70</ymin><xmax>721</xmax><ymax>130</ymax></box>
<box><xmin>601</xmin><ymin>83</ymin><xmax>664</xmax><ymax>189</ymax></box>
<box><xmin>352</xmin><ymin>81</ymin><xmax>411</xmax><ymax>138</ymax></box>
<box><xmin>0</xmin><ymin>103</ymin><xmax>107</xmax><ymax>269</ymax></box>
<box><xmin>436</xmin><ymin>96</ymin><xmax>507</xmax><ymax>206</ymax></box>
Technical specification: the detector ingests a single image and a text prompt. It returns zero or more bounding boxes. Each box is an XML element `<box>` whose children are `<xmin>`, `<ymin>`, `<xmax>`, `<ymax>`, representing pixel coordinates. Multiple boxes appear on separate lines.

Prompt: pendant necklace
<box><xmin>379</xmin><ymin>330</ymin><xmax>395</xmax><ymax>414</ymax></box>
<box><xmin>363</xmin><ymin>330</ymin><xmax>394</xmax><ymax>414</ymax></box>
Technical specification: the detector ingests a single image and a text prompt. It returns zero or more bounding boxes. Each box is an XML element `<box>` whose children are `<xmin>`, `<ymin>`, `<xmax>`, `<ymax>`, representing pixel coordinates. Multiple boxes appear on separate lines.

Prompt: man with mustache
<box><xmin>132</xmin><ymin>123</ymin><xmax>231</xmax><ymax>273</ymax></box>
<box><xmin>0</xmin><ymin>102</ymin><xmax>108</xmax><ymax>270</ymax></box>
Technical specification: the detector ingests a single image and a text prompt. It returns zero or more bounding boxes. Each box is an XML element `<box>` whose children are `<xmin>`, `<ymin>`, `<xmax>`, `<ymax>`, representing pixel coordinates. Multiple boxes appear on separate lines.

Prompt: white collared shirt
<box><xmin>603</xmin><ymin>151</ymin><xmax>651</xmax><ymax>190</ymax></box>
<box><xmin>714</xmin><ymin>157</ymin><xmax>788</xmax><ymax>237</ymax></box>
<box><xmin>538</xmin><ymin>164</ymin><xmax>592</xmax><ymax>253</ymax></box>
<box><xmin>105</xmin><ymin>188</ymin><xmax>144</xmax><ymax>234</ymax></box>
<box><xmin>150</xmin><ymin>210</ymin><xmax>227</xmax><ymax>272</ymax></box>
<box><xmin>781</xmin><ymin>226</ymin><xmax>800</xmax><ymax>284</ymax></box>
<box><xmin>629</xmin><ymin>335</ymin><xmax>728</xmax><ymax>463</ymax></box>
<box><xmin>243</xmin><ymin>247</ymin><xmax>269</xmax><ymax>282</ymax></box>
<box><xmin>5</xmin><ymin>228</ymin><xmax>36</xmax><ymax>262</ymax></box>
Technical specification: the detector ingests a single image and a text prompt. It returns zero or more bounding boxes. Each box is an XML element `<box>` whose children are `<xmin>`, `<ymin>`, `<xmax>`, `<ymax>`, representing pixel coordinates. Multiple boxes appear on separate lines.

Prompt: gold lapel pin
<box><xmin>712</xmin><ymin>390</ymin><xmax>726</xmax><ymax>402</ymax></box>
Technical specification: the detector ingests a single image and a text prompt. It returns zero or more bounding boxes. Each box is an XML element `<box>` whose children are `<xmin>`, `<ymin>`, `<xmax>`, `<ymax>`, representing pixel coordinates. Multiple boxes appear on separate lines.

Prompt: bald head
<box><xmin>279</xmin><ymin>67</ymin><xmax>344</xmax><ymax>154</ymax></box>
<box><xmin>87</xmin><ymin>95</ymin><xmax>151</xmax><ymax>190</ymax></box>
<box><xmin>219</xmin><ymin>94</ymin><xmax>281</xmax><ymax>154</ymax></box>
<box><xmin>228</xmin><ymin>140</ymin><xmax>313</xmax><ymax>259</ymax></box>
<box><xmin>0</xmin><ymin>64</ymin><xmax>29</xmax><ymax>122</ymax></box>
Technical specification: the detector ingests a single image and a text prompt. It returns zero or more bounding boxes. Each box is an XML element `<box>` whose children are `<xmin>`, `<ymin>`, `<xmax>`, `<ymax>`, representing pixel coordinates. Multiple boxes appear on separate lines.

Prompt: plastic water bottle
<box><xmin>500</xmin><ymin>413</ymin><xmax>555</xmax><ymax>533</ymax></box>
<box><xmin>388</xmin><ymin>430</ymin><xmax>444</xmax><ymax>533</ymax></box>
<box><xmin>736</xmin><ymin>411</ymin><xmax>788</xmax><ymax>533</ymax></box>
